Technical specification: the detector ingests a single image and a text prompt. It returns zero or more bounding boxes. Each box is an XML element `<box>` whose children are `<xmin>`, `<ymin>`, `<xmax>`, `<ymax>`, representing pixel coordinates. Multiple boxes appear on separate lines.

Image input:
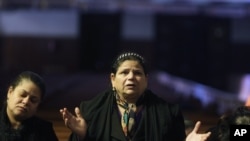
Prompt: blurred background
<box><xmin>0</xmin><ymin>0</ymin><xmax>250</xmax><ymax>140</ymax></box>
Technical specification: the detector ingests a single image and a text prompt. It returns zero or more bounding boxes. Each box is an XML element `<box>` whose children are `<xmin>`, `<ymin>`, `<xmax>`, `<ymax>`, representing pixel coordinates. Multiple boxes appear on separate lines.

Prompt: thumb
<box><xmin>75</xmin><ymin>107</ymin><xmax>82</xmax><ymax>118</ymax></box>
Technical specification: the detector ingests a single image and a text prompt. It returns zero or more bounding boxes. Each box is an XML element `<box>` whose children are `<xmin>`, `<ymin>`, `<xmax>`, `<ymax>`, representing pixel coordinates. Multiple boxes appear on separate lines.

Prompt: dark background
<box><xmin>0</xmin><ymin>0</ymin><xmax>249</xmax><ymax>111</ymax></box>
<box><xmin>1</xmin><ymin>1</ymin><xmax>250</xmax><ymax>140</ymax></box>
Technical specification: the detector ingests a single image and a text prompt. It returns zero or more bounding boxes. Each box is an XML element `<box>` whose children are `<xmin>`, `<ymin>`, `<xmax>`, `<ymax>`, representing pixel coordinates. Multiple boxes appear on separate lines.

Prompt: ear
<box><xmin>7</xmin><ymin>86</ymin><xmax>14</xmax><ymax>98</ymax></box>
<box><xmin>110</xmin><ymin>73</ymin><xmax>115</xmax><ymax>87</ymax></box>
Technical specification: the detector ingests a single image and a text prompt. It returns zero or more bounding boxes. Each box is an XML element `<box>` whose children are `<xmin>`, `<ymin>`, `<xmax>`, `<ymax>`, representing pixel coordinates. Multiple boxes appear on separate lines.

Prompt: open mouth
<box><xmin>126</xmin><ymin>84</ymin><xmax>136</xmax><ymax>88</ymax></box>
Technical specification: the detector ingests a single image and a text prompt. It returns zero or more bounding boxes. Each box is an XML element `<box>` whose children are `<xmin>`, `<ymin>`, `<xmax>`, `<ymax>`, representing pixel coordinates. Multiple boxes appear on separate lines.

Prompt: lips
<box><xmin>125</xmin><ymin>84</ymin><xmax>136</xmax><ymax>89</ymax></box>
<box><xmin>127</xmin><ymin>84</ymin><xmax>135</xmax><ymax>86</ymax></box>
<box><xmin>17</xmin><ymin>106</ymin><xmax>28</xmax><ymax>112</ymax></box>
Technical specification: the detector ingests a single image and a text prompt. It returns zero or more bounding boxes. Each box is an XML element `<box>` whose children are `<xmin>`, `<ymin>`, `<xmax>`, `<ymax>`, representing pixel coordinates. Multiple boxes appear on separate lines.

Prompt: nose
<box><xmin>22</xmin><ymin>97</ymin><xmax>31</xmax><ymax>105</ymax></box>
<box><xmin>128</xmin><ymin>71</ymin><xmax>135</xmax><ymax>79</ymax></box>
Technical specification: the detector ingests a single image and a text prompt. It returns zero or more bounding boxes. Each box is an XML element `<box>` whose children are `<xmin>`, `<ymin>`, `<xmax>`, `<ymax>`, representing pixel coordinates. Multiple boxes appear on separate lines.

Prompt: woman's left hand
<box><xmin>186</xmin><ymin>121</ymin><xmax>211</xmax><ymax>141</ymax></box>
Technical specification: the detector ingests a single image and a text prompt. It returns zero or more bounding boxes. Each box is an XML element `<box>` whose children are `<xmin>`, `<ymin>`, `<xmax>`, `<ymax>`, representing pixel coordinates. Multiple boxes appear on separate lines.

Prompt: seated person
<box><xmin>0</xmin><ymin>71</ymin><xmax>59</xmax><ymax>141</ymax></box>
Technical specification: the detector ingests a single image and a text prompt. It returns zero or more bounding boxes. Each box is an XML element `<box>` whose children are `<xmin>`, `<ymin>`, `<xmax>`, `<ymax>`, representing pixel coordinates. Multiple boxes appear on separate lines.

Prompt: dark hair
<box><xmin>111</xmin><ymin>52</ymin><xmax>148</xmax><ymax>75</ymax></box>
<box><xmin>9</xmin><ymin>71</ymin><xmax>46</xmax><ymax>100</ymax></box>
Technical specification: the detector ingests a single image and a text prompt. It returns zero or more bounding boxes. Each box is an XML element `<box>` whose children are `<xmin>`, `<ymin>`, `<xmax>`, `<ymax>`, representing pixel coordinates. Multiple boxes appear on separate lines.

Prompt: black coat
<box><xmin>69</xmin><ymin>88</ymin><xmax>186</xmax><ymax>141</ymax></box>
<box><xmin>0</xmin><ymin>105</ymin><xmax>59</xmax><ymax>141</ymax></box>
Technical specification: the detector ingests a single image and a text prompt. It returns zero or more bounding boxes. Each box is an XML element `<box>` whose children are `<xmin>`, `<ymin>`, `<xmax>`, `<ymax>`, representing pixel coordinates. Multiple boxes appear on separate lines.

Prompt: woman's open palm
<box><xmin>60</xmin><ymin>107</ymin><xmax>87</xmax><ymax>139</ymax></box>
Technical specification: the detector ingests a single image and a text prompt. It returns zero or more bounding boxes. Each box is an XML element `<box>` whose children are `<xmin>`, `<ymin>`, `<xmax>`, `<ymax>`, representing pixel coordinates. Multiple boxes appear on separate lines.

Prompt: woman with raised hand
<box><xmin>60</xmin><ymin>51</ymin><xmax>210</xmax><ymax>141</ymax></box>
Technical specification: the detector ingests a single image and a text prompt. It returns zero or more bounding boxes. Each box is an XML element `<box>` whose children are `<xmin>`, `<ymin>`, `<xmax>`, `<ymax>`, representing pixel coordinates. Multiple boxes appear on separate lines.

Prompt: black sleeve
<box><xmin>68</xmin><ymin>133</ymin><xmax>80</xmax><ymax>141</ymax></box>
<box><xmin>31</xmin><ymin>118</ymin><xmax>59</xmax><ymax>141</ymax></box>
<box><xmin>166</xmin><ymin>103</ymin><xmax>186</xmax><ymax>141</ymax></box>
<box><xmin>206</xmin><ymin>126</ymin><xmax>220</xmax><ymax>141</ymax></box>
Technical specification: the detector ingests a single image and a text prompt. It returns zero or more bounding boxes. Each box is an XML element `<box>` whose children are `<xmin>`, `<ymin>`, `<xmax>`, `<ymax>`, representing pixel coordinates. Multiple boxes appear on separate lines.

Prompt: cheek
<box><xmin>8</xmin><ymin>95</ymin><xmax>19</xmax><ymax>104</ymax></box>
<box><xmin>30</xmin><ymin>104</ymin><xmax>39</xmax><ymax>112</ymax></box>
<box><xmin>139</xmin><ymin>78</ymin><xmax>147</xmax><ymax>87</ymax></box>
<box><xmin>7</xmin><ymin>98</ymin><xmax>18</xmax><ymax>109</ymax></box>
<box><xmin>113</xmin><ymin>81</ymin><xmax>120</xmax><ymax>88</ymax></box>
<box><xmin>32</xmin><ymin>106</ymin><xmax>38</xmax><ymax>111</ymax></box>
<box><xmin>113</xmin><ymin>77</ymin><xmax>124</xmax><ymax>86</ymax></box>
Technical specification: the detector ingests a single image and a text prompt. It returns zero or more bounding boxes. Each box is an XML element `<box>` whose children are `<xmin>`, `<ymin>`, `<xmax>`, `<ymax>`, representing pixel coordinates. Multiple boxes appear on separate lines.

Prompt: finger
<box><xmin>192</xmin><ymin>121</ymin><xmax>201</xmax><ymax>133</ymax></box>
<box><xmin>59</xmin><ymin>108</ymin><xmax>66</xmax><ymax>114</ymax></box>
<box><xmin>75</xmin><ymin>107</ymin><xmax>82</xmax><ymax>118</ymax></box>
<box><xmin>64</xmin><ymin>108</ymin><xmax>75</xmax><ymax>117</ymax></box>
<box><xmin>201</xmin><ymin>132</ymin><xmax>211</xmax><ymax>141</ymax></box>
<box><xmin>59</xmin><ymin>109</ymin><xmax>67</xmax><ymax>119</ymax></box>
<box><xmin>60</xmin><ymin>108</ymin><xmax>68</xmax><ymax>114</ymax></box>
<box><xmin>204</xmin><ymin>132</ymin><xmax>211</xmax><ymax>139</ymax></box>
<box><xmin>61</xmin><ymin>108</ymin><xmax>74</xmax><ymax>120</ymax></box>
<box><xmin>64</xmin><ymin>118</ymin><xmax>71</xmax><ymax>128</ymax></box>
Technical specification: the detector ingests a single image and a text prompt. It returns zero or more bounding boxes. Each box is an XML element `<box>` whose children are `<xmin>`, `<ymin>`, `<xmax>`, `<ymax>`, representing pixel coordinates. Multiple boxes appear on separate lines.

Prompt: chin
<box><xmin>15</xmin><ymin>114</ymin><xmax>29</xmax><ymax>121</ymax></box>
<box><xmin>125</xmin><ymin>90</ymin><xmax>137</xmax><ymax>95</ymax></box>
<box><xmin>125</xmin><ymin>92</ymin><xmax>141</xmax><ymax>98</ymax></box>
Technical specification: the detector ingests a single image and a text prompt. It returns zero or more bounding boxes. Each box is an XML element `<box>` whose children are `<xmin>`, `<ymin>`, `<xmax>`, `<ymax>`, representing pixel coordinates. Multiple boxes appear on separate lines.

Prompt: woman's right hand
<box><xmin>60</xmin><ymin>107</ymin><xmax>87</xmax><ymax>140</ymax></box>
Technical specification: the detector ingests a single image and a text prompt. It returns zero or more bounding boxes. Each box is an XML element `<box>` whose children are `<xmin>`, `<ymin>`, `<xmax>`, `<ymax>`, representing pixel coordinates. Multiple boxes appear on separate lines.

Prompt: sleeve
<box><xmin>68</xmin><ymin>89</ymin><xmax>113</xmax><ymax>141</ymax></box>
<box><xmin>206</xmin><ymin>126</ymin><xmax>219</xmax><ymax>141</ymax></box>
<box><xmin>165</xmin><ymin>103</ymin><xmax>186</xmax><ymax>141</ymax></box>
<box><xmin>68</xmin><ymin>133</ymin><xmax>81</xmax><ymax>141</ymax></box>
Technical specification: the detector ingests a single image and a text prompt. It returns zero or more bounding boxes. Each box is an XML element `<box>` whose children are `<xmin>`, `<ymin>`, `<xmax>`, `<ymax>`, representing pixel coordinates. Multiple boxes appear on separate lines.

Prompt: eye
<box><xmin>120</xmin><ymin>70</ymin><xmax>129</xmax><ymax>75</ymax></box>
<box><xmin>30</xmin><ymin>97</ymin><xmax>40</xmax><ymax>104</ymax></box>
<box><xmin>18</xmin><ymin>92</ymin><xmax>27</xmax><ymax>98</ymax></box>
<box><xmin>17</xmin><ymin>90</ymin><xmax>40</xmax><ymax>104</ymax></box>
<box><xmin>134</xmin><ymin>70</ymin><xmax>143</xmax><ymax>75</ymax></box>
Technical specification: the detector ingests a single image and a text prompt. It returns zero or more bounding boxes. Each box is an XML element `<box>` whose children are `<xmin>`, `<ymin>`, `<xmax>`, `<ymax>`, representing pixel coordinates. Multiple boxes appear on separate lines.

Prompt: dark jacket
<box><xmin>69</xmin><ymin>88</ymin><xmax>186</xmax><ymax>141</ymax></box>
<box><xmin>0</xmin><ymin>105</ymin><xmax>59</xmax><ymax>141</ymax></box>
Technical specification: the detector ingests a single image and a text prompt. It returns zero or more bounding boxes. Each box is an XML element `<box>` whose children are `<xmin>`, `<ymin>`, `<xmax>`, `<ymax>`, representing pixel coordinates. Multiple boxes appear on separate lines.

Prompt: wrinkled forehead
<box><xmin>113</xmin><ymin>52</ymin><xmax>146</xmax><ymax>70</ymax></box>
<box><xmin>118</xmin><ymin>60</ymin><xmax>144</xmax><ymax>69</ymax></box>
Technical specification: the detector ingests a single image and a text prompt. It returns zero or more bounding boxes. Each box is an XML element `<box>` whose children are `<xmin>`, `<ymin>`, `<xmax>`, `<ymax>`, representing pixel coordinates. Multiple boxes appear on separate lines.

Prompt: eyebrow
<box><xmin>19</xmin><ymin>89</ymin><xmax>40</xmax><ymax>97</ymax></box>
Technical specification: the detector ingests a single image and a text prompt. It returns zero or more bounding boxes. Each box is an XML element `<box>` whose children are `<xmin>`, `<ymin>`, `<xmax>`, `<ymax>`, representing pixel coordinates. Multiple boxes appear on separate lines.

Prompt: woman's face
<box><xmin>7</xmin><ymin>79</ymin><xmax>41</xmax><ymax>121</ymax></box>
<box><xmin>111</xmin><ymin>60</ymin><xmax>148</xmax><ymax>99</ymax></box>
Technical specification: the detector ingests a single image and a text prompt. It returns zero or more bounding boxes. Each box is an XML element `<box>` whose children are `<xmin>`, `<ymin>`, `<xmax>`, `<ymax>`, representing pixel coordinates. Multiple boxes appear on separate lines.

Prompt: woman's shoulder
<box><xmin>145</xmin><ymin>89</ymin><xmax>182</xmax><ymax>112</ymax></box>
<box><xmin>79</xmin><ymin>88</ymin><xmax>113</xmax><ymax>110</ymax></box>
<box><xmin>80</xmin><ymin>88</ymin><xmax>113</xmax><ymax>104</ymax></box>
<box><xmin>145</xmin><ymin>89</ymin><xmax>176</xmax><ymax>104</ymax></box>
